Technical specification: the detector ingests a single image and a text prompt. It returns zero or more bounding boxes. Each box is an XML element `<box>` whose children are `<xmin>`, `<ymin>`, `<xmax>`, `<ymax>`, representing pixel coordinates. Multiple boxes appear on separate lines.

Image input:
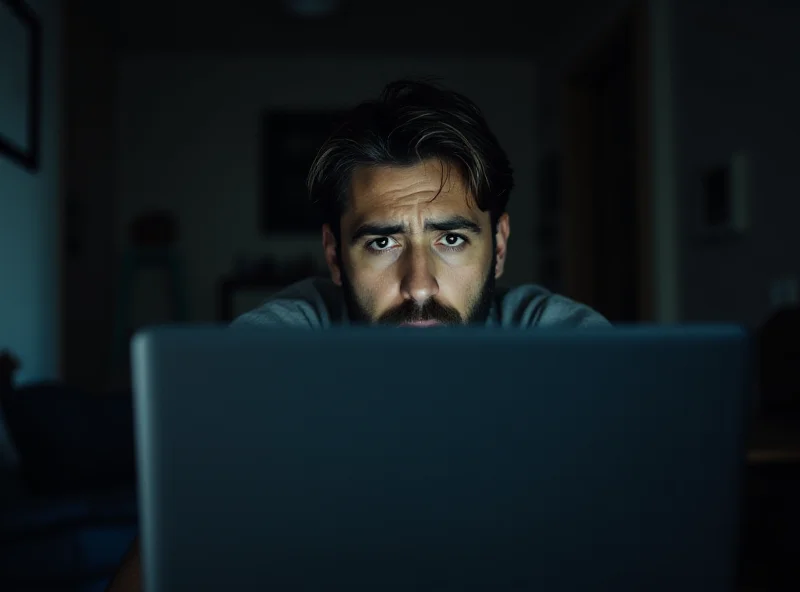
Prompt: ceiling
<box><xmin>88</xmin><ymin>0</ymin><xmax>593</xmax><ymax>54</ymax></box>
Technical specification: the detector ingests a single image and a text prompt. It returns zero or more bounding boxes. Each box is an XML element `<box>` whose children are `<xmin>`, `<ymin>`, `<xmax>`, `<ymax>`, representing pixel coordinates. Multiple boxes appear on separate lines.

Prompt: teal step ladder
<box><xmin>112</xmin><ymin>246</ymin><xmax>188</xmax><ymax>379</ymax></box>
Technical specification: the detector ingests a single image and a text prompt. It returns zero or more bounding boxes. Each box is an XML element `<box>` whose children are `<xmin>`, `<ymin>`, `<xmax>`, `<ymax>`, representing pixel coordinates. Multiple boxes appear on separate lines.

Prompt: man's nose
<box><xmin>399</xmin><ymin>247</ymin><xmax>439</xmax><ymax>304</ymax></box>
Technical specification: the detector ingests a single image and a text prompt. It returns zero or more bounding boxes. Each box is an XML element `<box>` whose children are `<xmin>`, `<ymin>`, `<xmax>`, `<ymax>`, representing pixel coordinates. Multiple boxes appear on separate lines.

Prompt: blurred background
<box><xmin>2</xmin><ymin>0</ymin><xmax>795</xmax><ymax>390</ymax></box>
<box><xmin>1</xmin><ymin>0</ymin><xmax>799</xmax><ymax>590</ymax></box>
<box><xmin>0</xmin><ymin>0</ymin><xmax>800</xmax><ymax>389</ymax></box>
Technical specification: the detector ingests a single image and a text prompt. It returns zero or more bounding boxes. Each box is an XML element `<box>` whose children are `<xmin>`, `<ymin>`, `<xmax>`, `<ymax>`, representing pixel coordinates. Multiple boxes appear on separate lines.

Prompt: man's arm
<box><xmin>105</xmin><ymin>535</ymin><xmax>142</xmax><ymax>592</ymax></box>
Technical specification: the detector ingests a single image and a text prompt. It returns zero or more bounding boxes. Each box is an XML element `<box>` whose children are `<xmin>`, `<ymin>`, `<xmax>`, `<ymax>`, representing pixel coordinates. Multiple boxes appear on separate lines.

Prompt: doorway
<box><xmin>561</xmin><ymin>3</ymin><xmax>652</xmax><ymax>323</ymax></box>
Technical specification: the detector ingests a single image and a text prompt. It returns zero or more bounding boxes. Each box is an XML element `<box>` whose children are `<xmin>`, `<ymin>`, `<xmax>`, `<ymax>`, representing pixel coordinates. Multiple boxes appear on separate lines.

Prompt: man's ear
<box><xmin>494</xmin><ymin>213</ymin><xmax>510</xmax><ymax>279</ymax></box>
<box><xmin>322</xmin><ymin>224</ymin><xmax>342</xmax><ymax>286</ymax></box>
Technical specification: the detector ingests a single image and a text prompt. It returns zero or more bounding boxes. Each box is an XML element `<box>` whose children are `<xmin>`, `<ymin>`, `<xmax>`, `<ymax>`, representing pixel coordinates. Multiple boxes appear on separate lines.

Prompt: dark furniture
<box><xmin>0</xmin><ymin>381</ymin><xmax>138</xmax><ymax>591</ymax></box>
<box><xmin>740</xmin><ymin>455</ymin><xmax>800</xmax><ymax>590</ymax></box>
<box><xmin>737</xmin><ymin>306</ymin><xmax>800</xmax><ymax>590</ymax></box>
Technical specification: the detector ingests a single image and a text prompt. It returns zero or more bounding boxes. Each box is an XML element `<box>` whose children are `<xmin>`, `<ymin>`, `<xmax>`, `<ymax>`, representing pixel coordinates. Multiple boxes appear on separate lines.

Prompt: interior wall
<box><xmin>0</xmin><ymin>0</ymin><xmax>62</xmax><ymax>463</ymax></box>
<box><xmin>0</xmin><ymin>0</ymin><xmax>62</xmax><ymax>384</ymax></box>
<box><xmin>114</xmin><ymin>54</ymin><xmax>538</xmax><ymax>328</ymax></box>
<box><xmin>674</xmin><ymin>0</ymin><xmax>800</xmax><ymax>326</ymax></box>
<box><xmin>61</xmin><ymin>0</ymin><xmax>117</xmax><ymax>390</ymax></box>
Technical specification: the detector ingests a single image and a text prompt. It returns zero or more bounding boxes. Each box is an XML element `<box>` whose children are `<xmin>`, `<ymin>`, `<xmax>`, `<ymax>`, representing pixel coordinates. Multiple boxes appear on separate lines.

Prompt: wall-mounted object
<box><xmin>696</xmin><ymin>151</ymin><xmax>750</xmax><ymax>242</ymax></box>
<box><xmin>260</xmin><ymin>110</ymin><xmax>346</xmax><ymax>234</ymax></box>
<box><xmin>0</xmin><ymin>0</ymin><xmax>41</xmax><ymax>172</ymax></box>
<box><xmin>129</xmin><ymin>210</ymin><xmax>178</xmax><ymax>247</ymax></box>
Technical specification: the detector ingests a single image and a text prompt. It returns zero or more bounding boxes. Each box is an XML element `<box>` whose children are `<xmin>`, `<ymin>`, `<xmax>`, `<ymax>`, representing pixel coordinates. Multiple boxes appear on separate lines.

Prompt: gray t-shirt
<box><xmin>232</xmin><ymin>277</ymin><xmax>609</xmax><ymax>329</ymax></box>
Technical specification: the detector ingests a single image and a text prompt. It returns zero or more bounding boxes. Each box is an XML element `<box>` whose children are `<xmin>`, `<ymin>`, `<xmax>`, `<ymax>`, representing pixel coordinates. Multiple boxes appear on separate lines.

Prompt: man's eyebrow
<box><xmin>424</xmin><ymin>216</ymin><xmax>482</xmax><ymax>234</ymax></box>
<box><xmin>350</xmin><ymin>223</ymin><xmax>406</xmax><ymax>244</ymax></box>
<box><xmin>349</xmin><ymin>216</ymin><xmax>482</xmax><ymax>244</ymax></box>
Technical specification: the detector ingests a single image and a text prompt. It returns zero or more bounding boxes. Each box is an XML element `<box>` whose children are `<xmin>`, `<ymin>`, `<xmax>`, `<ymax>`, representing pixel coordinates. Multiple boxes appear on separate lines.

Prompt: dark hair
<box><xmin>307</xmin><ymin>79</ymin><xmax>514</xmax><ymax>237</ymax></box>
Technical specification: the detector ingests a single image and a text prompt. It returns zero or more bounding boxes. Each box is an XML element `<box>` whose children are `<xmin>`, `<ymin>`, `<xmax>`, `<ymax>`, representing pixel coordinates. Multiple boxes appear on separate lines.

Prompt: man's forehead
<box><xmin>345</xmin><ymin>161</ymin><xmax>481</xmax><ymax>223</ymax></box>
<box><xmin>350</xmin><ymin>159</ymin><xmax>462</xmax><ymax>190</ymax></box>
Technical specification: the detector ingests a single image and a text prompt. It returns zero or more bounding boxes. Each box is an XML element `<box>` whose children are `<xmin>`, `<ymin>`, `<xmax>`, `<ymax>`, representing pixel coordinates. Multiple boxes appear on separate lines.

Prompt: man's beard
<box><xmin>340</xmin><ymin>252</ymin><xmax>497</xmax><ymax>326</ymax></box>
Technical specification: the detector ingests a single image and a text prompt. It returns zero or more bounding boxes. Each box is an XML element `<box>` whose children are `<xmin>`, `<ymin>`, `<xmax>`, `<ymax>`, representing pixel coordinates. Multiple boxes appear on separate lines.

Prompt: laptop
<box><xmin>131</xmin><ymin>325</ymin><xmax>751</xmax><ymax>592</ymax></box>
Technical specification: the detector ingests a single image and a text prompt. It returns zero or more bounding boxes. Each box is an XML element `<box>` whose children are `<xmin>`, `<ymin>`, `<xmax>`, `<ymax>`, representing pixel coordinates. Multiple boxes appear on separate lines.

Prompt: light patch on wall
<box><xmin>282</xmin><ymin>0</ymin><xmax>341</xmax><ymax>18</ymax></box>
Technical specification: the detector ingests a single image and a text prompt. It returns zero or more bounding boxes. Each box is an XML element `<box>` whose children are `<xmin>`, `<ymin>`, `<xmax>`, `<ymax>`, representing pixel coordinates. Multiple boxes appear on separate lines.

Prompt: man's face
<box><xmin>322</xmin><ymin>159</ymin><xmax>511</xmax><ymax>326</ymax></box>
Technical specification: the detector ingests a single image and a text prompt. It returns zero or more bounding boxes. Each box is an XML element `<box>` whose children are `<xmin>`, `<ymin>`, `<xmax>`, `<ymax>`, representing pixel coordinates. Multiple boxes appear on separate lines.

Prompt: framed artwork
<box><xmin>696</xmin><ymin>151</ymin><xmax>750</xmax><ymax>243</ymax></box>
<box><xmin>260</xmin><ymin>110</ymin><xmax>346</xmax><ymax>233</ymax></box>
<box><xmin>0</xmin><ymin>0</ymin><xmax>41</xmax><ymax>172</ymax></box>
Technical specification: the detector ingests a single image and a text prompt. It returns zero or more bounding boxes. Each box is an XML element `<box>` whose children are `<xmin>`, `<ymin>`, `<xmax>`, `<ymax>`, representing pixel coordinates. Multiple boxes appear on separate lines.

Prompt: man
<box><xmin>233</xmin><ymin>79</ymin><xmax>607</xmax><ymax>330</ymax></box>
<box><xmin>106</xmin><ymin>79</ymin><xmax>607</xmax><ymax>592</ymax></box>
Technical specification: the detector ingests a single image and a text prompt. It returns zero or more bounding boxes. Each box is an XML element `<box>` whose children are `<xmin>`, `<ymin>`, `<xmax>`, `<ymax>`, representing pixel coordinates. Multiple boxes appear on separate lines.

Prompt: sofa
<box><xmin>0</xmin><ymin>380</ymin><xmax>138</xmax><ymax>591</ymax></box>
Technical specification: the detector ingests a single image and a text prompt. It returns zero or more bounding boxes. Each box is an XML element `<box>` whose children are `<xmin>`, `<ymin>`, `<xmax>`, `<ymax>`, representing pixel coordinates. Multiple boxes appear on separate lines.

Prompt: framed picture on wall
<box><xmin>260</xmin><ymin>110</ymin><xmax>346</xmax><ymax>234</ymax></box>
<box><xmin>695</xmin><ymin>152</ymin><xmax>750</xmax><ymax>243</ymax></box>
<box><xmin>0</xmin><ymin>0</ymin><xmax>41</xmax><ymax>172</ymax></box>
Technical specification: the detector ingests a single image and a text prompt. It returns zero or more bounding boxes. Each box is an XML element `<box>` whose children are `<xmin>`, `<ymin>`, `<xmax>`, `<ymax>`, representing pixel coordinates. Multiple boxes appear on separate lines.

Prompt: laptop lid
<box><xmin>132</xmin><ymin>325</ymin><xmax>750</xmax><ymax>592</ymax></box>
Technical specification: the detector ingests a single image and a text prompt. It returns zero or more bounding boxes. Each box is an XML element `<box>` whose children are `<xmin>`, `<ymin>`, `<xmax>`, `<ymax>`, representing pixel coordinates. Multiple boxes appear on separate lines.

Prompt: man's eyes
<box><xmin>439</xmin><ymin>233</ymin><xmax>467</xmax><ymax>248</ymax></box>
<box><xmin>366</xmin><ymin>236</ymin><xmax>399</xmax><ymax>252</ymax></box>
<box><xmin>364</xmin><ymin>233</ymin><xmax>469</xmax><ymax>254</ymax></box>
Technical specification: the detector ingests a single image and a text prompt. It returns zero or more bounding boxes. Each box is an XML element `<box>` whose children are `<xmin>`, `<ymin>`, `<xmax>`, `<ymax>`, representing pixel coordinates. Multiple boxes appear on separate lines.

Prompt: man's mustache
<box><xmin>377</xmin><ymin>298</ymin><xmax>463</xmax><ymax>325</ymax></box>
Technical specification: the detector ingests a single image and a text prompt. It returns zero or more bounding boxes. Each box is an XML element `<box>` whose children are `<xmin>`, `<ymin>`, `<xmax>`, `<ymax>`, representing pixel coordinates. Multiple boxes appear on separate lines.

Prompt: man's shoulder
<box><xmin>231</xmin><ymin>277</ymin><xmax>342</xmax><ymax>329</ymax></box>
<box><xmin>497</xmin><ymin>284</ymin><xmax>610</xmax><ymax>328</ymax></box>
<box><xmin>231</xmin><ymin>278</ymin><xmax>608</xmax><ymax>329</ymax></box>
